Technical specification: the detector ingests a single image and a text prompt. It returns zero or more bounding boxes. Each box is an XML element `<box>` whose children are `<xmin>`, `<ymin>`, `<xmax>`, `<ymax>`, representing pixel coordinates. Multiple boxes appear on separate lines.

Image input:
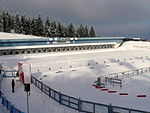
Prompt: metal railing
<box><xmin>1</xmin><ymin>70</ymin><xmax>18</xmax><ymax>78</ymax></box>
<box><xmin>107</xmin><ymin>67</ymin><xmax>150</xmax><ymax>79</ymax></box>
<box><xmin>31</xmin><ymin>76</ymin><xmax>149</xmax><ymax>113</ymax></box>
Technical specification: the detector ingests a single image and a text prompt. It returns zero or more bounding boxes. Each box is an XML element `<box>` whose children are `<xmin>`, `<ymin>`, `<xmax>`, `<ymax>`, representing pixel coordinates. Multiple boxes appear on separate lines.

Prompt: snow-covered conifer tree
<box><xmin>44</xmin><ymin>17</ymin><xmax>51</xmax><ymax>37</ymax></box>
<box><xmin>14</xmin><ymin>14</ymin><xmax>22</xmax><ymax>33</ymax></box>
<box><xmin>30</xmin><ymin>18</ymin><xmax>37</xmax><ymax>36</ymax></box>
<box><xmin>49</xmin><ymin>21</ymin><xmax>57</xmax><ymax>37</ymax></box>
<box><xmin>35</xmin><ymin>15</ymin><xmax>44</xmax><ymax>36</ymax></box>
<box><xmin>56</xmin><ymin>22</ymin><xmax>63</xmax><ymax>37</ymax></box>
<box><xmin>76</xmin><ymin>24</ymin><xmax>85</xmax><ymax>37</ymax></box>
<box><xmin>84</xmin><ymin>25</ymin><xmax>89</xmax><ymax>37</ymax></box>
<box><xmin>0</xmin><ymin>10</ymin><xmax>3</xmax><ymax>32</ymax></box>
<box><xmin>89</xmin><ymin>26</ymin><xmax>96</xmax><ymax>37</ymax></box>
<box><xmin>67</xmin><ymin>23</ymin><xmax>75</xmax><ymax>37</ymax></box>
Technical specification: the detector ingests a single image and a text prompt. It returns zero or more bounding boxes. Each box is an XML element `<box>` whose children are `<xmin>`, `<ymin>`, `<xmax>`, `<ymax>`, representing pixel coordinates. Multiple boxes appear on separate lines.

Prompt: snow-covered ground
<box><xmin>1</xmin><ymin>78</ymin><xmax>79</xmax><ymax>113</ymax></box>
<box><xmin>0</xmin><ymin>103</ymin><xmax>9</xmax><ymax>113</ymax></box>
<box><xmin>0</xmin><ymin>32</ymin><xmax>45</xmax><ymax>39</ymax></box>
<box><xmin>1</xmin><ymin>41</ymin><xmax>150</xmax><ymax>113</ymax></box>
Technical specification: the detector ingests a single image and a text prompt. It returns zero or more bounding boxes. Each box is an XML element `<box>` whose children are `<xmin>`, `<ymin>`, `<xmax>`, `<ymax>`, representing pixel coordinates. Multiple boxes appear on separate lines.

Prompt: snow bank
<box><xmin>120</xmin><ymin>41</ymin><xmax>150</xmax><ymax>50</ymax></box>
<box><xmin>0</xmin><ymin>32</ymin><xmax>45</xmax><ymax>39</ymax></box>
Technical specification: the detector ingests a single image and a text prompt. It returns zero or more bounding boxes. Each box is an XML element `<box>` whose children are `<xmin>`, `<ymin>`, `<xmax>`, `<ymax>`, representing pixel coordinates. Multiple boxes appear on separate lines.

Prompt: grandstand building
<box><xmin>0</xmin><ymin>32</ymin><xmax>140</xmax><ymax>55</ymax></box>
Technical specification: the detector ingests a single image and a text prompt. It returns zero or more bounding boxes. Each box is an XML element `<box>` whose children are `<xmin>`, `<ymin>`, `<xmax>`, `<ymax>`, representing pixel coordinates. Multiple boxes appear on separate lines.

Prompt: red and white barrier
<box><xmin>95</xmin><ymin>86</ymin><xmax>101</xmax><ymax>89</ymax></box>
<box><xmin>108</xmin><ymin>91</ymin><xmax>117</xmax><ymax>93</ymax></box>
<box><xmin>101</xmin><ymin>88</ymin><xmax>109</xmax><ymax>91</ymax></box>
<box><xmin>119</xmin><ymin>93</ymin><xmax>128</xmax><ymax>95</ymax></box>
<box><xmin>92</xmin><ymin>85</ymin><xmax>148</xmax><ymax>98</ymax></box>
<box><xmin>137</xmin><ymin>95</ymin><xmax>146</xmax><ymax>98</ymax></box>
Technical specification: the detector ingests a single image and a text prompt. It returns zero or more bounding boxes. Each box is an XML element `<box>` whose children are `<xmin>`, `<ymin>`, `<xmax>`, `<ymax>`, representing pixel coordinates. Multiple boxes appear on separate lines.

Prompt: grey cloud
<box><xmin>96</xmin><ymin>22</ymin><xmax>150</xmax><ymax>38</ymax></box>
<box><xmin>0</xmin><ymin>0</ymin><xmax>150</xmax><ymax>38</ymax></box>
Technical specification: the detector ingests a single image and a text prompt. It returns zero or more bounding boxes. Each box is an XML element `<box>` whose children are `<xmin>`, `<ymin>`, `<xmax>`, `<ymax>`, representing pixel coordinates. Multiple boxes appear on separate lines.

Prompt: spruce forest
<box><xmin>0</xmin><ymin>10</ymin><xmax>96</xmax><ymax>38</ymax></box>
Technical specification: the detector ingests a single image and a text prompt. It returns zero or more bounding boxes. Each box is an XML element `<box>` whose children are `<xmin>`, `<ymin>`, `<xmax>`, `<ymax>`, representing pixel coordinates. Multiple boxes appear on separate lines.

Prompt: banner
<box><xmin>18</xmin><ymin>62</ymin><xmax>24</xmax><ymax>83</ymax></box>
<box><xmin>18</xmin><ymin>62</ymin><xmax>31</xmax><ymax>84</ymax></box>
<box><xmin>23</xmin><ymin>64</ymin><xmax>31</xmax><ymax>84</ymax></box>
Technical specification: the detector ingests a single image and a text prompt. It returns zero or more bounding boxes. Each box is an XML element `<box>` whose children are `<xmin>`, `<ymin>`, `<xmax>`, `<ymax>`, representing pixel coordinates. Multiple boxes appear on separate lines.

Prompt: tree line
<box><xmin>0</xmin><ymin>10</ymin><xmax>96</xmax><ymax>37</ymax></box>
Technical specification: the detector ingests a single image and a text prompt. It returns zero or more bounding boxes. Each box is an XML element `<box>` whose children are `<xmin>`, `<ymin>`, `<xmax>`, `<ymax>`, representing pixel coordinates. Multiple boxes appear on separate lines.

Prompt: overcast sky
<box><xmin>1</xmin><ymin>0</ymin><xmax>150</xmax><ymax>39</ymax></box>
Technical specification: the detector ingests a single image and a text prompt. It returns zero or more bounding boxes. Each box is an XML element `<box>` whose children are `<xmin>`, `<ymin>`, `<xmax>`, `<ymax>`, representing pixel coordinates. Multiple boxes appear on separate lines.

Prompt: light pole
<box><xmin>18</xmin><ymin>63</ymin><xmax>31</xmax><ymax>113</ymax></box>
<box><xmin>24</xmin><ymin>84</ymin><xmax>30</xmax><ymax>113</ymax></box>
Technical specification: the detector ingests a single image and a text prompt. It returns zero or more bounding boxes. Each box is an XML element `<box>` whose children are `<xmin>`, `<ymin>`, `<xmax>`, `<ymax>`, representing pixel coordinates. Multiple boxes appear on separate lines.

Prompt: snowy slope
<box><xmin>1</xmin><ymin>49</ymin><xmax>150</xmax><ymax>111</ymax></box>
<box><xmin>120</xmin><ymin>41</ymin><xmax>150</xmax><ymax>50</ymax></box>
<box><xmin>0</xmin><ymin>32</ymin><xmax>45</xmax><ymax>39</ymax></box>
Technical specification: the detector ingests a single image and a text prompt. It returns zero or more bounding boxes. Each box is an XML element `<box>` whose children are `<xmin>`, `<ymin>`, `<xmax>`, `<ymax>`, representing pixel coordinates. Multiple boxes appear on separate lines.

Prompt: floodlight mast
<box><xmin>23</xmin><ymin>63</ymin><xmax>31</xmax><ymax>113</ymax></box>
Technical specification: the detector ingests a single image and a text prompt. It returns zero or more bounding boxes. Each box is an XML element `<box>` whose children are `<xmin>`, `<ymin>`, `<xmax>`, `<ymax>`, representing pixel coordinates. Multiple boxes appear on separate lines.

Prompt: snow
<box><xmin>1</xmin><ymin>78</ymin><xmax>79</xmax><ymax>113</ymax></box>
<box><xmin>28</xmin><ymin>49</ymin><xmax>150</xmax><ymax>111</ymax></box>
<box><xmin>120</xmin><ymin>41</ymin><xmax>150</xmax><ymax>50</ymax></box>
<box><xmin>0</xmin><ymin>104</ymin><xmax>9</xmax><ymax>113</ymax></box>
<box><xmin>1</xmin><ymin>40</ymin><xmax>150</xmax><ymax>113</ymax></box>
<box><xmin>0</xmin><ymin>32</ymin><xmax>45</xmax><ymax>39</ymax></box>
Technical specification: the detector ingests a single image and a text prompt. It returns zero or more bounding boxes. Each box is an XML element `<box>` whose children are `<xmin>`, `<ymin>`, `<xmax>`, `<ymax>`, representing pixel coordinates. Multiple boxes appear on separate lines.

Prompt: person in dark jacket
<box><xmin>11</xmin><ymin>79</ymin><xmax>15</xmax><ymax>93</ymax></box>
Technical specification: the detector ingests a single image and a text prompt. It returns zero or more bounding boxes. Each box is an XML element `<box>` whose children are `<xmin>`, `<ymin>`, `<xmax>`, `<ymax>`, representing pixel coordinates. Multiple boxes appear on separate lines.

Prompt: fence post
<box><xmin>49</xmin><ymin>87</ymin><xmax>51</xmax><ymax>97</ymax></box>
<box><xmin>120</xmin><ymin>80</ymin><xmax>122</xmax><ymax>88</ymax></box>
<box><xmin>78</xmin><ymin>97</ymin><xmax>81</xmax><ymax>112</ymax></box>
<box><xmin>35</xmin><ymin>79</ymin><xmax>37</xmax><ymax>86</ymax></box>
<box><xmin>108</xmin><ymin>103</ymin><xmax>113</xmax><ymax>113</ymax></box>
<box><xmin>93</xmin><ymin>103</ymin><xmax>95</xmax><ymax>113</ymax></box>
<box><xmin>129</xmin><ymin>109</ymin><xmax>131</xmax><ymax>113</ymax></box>
<box><xmin>1</xmin><ymin>96</ymin><xmax>4</xmax><ymax>105</ymax></box>
<box><xmin>10</xmin><ymin>105</ymin><xmax>13</xmax><ymax>113</ymax></box>
<box><xmin>6</xmin><ymin>99</ymin><xmax>8</xmax><ymax>110</ymax></box>
<box><xmin>59</xmin><ymin>91</ymin><xmax>62</xmax><ymax>105</ymax></box>
<box><xmin>41</xmin><ymin>82</ymin><xmax>43</xmax><ymax>92</ymax></box>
